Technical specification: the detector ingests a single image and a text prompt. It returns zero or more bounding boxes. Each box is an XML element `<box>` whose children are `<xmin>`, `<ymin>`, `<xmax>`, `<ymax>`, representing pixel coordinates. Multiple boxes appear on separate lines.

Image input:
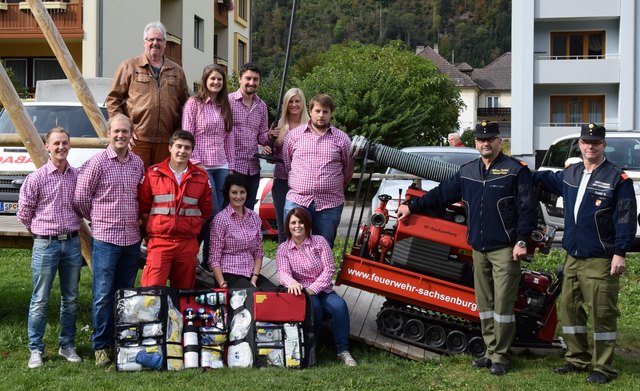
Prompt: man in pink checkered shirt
<box><xmin>282</xmin><ymin>94</ymin><xmax>355</xmax><ymax>248</ymax></box>
<box><xmin>73</xmin><ymin>113</ymin><xmax>145</xmax><ymax>367</ymax></box>
<box><xmin>228</xmin><ymin>62</ymin><xmax>270</xmax><ymax>210</ymax></box>
<box><xmin>18</xmin><ymin>127</ymin><xmax>83</xmax><ymax>369</ymax></box>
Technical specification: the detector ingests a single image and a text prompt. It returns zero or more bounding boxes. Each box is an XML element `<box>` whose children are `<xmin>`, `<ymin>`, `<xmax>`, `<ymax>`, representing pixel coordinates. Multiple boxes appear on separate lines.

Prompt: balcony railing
<box><xmin>214</xmin><ymin>0</ymin><xmax>229</xmax><ymax>27</ymax></box>
<box><xmin>0</xmin><ymin>2</ymin><xmax>83</xmax><ymax>39</ymax></box>
<box><xmin>477</xmin><ymin>107</ymin><xmax>511</xmax><ymax>117</ymax></box>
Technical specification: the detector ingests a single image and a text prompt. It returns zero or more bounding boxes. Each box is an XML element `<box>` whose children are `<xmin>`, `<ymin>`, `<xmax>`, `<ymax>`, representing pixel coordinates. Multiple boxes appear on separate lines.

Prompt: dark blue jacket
<box><xmin>533</xmin><ymin>160</ymin><xmax>636</xmax><ymax>258</ymax></box>
<box><xmin>409</xmin><ymin>152</ymin><xmax>537</xmax><ymax>252</ymax></box>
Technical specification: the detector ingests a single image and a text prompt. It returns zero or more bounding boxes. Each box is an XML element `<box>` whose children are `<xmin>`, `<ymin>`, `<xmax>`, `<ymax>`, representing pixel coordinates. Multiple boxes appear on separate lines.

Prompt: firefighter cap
<box><xmin>580</xmin><ymin>123</ymin><xmax>606</xmax><ymax>142</ymax></box>
<box><xmin>474</xmin><ymin>121</ymin><xmax>500</xmax><ymax>139</ymax></box>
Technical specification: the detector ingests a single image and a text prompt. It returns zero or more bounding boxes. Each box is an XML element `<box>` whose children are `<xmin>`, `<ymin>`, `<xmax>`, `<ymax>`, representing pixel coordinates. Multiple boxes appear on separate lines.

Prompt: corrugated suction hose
<box><xmin>351</xmin><ymin>135</ymin><xmax>460</xmax><ymax>183</ymax></box>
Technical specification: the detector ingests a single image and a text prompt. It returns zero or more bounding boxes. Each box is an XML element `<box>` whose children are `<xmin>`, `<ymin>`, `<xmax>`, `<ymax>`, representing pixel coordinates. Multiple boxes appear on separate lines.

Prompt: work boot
<box><xmin>586</xmin><ymin>371</ymin><xmax>610</xmax><ymax>384</ymax></box>
<box><xmin>489</xmin><ymin>362</ymin><xmax>508</xmax><ymax>376</ymax></box>
<box><xmin>95</xmin><ymin>349</ymin><xmax>111</xmax><ymax>367</ymax></box>
<box><xmin>472</xmin><ymin>357</ymin><xmax>492</xmax><ymax>369</ymax></box>
<box><xmin>554</xmin><ymin>363</ymin><xmax>584</xmax><ymax>375</ymax></box>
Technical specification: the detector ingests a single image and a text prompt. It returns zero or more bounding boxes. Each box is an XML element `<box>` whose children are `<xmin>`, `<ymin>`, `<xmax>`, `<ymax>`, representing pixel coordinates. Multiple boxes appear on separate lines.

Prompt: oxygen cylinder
<box><xmin>183</xmin><ymin>308</ymin><xmax>199</xmax><ymax>368</ymax></box>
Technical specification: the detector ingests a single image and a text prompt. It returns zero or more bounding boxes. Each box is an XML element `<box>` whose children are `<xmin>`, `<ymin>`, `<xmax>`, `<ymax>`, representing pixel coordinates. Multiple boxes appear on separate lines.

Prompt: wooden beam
<box><xmin>0</xmin><ymin>134</ymin><xmax>109</xmax><ymax>149</ymax></box>
<box><xmin>26</xmin><ymin>0</ymin><xmax>108</xmax><ymax>138</ymax></box>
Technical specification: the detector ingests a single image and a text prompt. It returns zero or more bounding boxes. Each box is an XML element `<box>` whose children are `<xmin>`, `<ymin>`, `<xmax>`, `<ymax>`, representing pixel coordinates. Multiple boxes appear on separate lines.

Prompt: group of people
<box><xmin>19</xmin><ymin>21</ymin><xmax>356</xmax><ymax>369</ymax></box>
<box><xmin>18</xmin><ymin>19</ymin><xmax>630</xmax><ymax>383</ymax></box>
<box><xmin>398</xmin><ymin>121</ymin><xmax>635</xmax><ymax>384</ymax></box>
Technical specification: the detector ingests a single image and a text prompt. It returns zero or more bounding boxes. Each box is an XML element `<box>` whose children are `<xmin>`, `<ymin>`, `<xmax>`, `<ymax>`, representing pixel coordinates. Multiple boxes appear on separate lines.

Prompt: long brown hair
<box><xmin>195</xmin><ymin>64</ymin><xmax>233</xmax><ymax>133</ymax></box>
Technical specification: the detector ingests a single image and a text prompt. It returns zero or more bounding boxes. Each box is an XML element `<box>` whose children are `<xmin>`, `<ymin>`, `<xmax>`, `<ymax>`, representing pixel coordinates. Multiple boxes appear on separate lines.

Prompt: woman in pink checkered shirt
<box><xmin>276</xmin><ymin>207</ymin><xmax>357</xmax><ymax>367</ymax></box>
<box><xmin>208</xmin><ymin>174</ymin><xmax>275</xmax><ymax>289</ymax></box>
<box><xmin>271</xmin><ymin>88</ymin><xmax>310</xmax><ymax>244</ymax></box>
<box><xmin>182</xmin><ymin>64</ymin><xmax>234</xmax><ymax>266</ymax></box>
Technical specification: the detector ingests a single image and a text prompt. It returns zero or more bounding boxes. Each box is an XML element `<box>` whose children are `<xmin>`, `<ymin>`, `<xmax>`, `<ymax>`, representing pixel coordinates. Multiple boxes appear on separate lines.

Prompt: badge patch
<box><xmin>595</xmin><ymin>199</ymin><xmax>602</xmax><ymax>206</ymax></box>
<box><xmin>491</xmin><ymin>168</ymin><xmax>509</xmax><ymax>175</ymax></box>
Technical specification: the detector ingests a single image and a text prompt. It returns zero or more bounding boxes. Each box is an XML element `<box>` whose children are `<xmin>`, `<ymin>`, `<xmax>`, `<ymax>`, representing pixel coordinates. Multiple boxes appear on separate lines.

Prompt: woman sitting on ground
<box><xmin>208</xmin><ymin>174</ymin><xmax>275</xmax><ymax>288</ymax></box>
<box><xmin>275</xmin><ymin>207</ymin><xmax>357</xmax><ymax>366</ymax></box>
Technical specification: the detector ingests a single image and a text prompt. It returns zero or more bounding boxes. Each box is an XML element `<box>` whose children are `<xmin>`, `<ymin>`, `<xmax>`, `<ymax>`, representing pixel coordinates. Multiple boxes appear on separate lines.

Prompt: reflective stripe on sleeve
<box><xmin>183</xmin><ymin>196</ymin><xmax>198</xmax><ymax>205</ymax></box>
<box><xmin>150</xmin><ymin>207</ymin><xmax>175</xmax><ymax>215</ymax></box>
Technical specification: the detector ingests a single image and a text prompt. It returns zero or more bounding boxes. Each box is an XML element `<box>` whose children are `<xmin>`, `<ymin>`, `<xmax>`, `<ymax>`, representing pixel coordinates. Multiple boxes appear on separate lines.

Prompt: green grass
<box><xmin>0</xmin><ymin>247</ymin><xmax>639</xmax><ymax>390</ymax></box>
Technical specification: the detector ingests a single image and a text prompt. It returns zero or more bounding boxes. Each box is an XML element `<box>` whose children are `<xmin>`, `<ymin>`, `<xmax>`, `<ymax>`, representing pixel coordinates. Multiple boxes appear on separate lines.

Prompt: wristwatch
<box><xmin>516</xmin><ymin>240</ymin><xmax>527</xmax><ymax>248</ymax></box>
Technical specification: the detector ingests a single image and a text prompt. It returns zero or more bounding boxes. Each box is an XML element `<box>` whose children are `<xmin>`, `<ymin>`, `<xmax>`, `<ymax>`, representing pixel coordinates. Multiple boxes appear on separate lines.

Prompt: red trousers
<box><xmin>141</xmin><ymin>237</ymin><xmax>199</xmax><ymax>289</ymax></box>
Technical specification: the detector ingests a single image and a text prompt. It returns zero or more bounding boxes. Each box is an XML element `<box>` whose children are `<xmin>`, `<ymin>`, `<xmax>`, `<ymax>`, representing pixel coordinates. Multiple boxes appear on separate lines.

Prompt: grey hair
<box><xmin>143</xmin><ymin>21</ymin><xmax>167</xmax><ymax>40</ymax></box>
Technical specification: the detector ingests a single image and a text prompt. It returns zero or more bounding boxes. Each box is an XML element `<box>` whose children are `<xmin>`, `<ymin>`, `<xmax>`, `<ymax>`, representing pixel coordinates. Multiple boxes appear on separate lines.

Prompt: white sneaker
<box><xmin>58</xmin><ymin>346</ymin><xmax>82</xmax><ymax>363</ymax></box>
<box><xmin>337</xmin><ymin>351</ymin><xmax>357</xmax><ymax>367</ymax></box>
<box><xmin>28</xmin><ymin>350</ymin><xmax>43</xmax><ymax>368</ymax></box>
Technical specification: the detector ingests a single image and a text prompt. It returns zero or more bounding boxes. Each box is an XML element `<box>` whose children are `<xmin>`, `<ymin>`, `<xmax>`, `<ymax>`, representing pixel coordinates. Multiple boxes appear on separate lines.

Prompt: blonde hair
<box><xmin>276</xmin><ymin>88</ymin><xmax>310</xmax><ymax>145</ymax></box>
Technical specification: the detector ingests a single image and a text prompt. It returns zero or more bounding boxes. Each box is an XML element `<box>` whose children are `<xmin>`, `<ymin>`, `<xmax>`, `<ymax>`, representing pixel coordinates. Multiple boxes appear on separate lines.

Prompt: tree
<box><xmin>288</xmin><ymin>41</ymin><xmax>463</xmax><ymax>148</ymax></box>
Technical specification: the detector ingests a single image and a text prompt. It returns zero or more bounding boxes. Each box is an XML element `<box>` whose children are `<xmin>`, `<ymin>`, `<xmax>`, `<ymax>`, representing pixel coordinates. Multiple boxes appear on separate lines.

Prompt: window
<box><xmin>550</xmin><ymin>95</ymin><xmax>604</xmax><ymax>126</ymax></box>
<box><xmin>487</xmin><ymin>96</ymin><xmax>499</xmax><ymax>108</ymax></box>
<box><xmin>194</xmin><ymin>16</ymin><xmax>204</xmax><ymax>51</ymax></box>
<box><xmin>235</xmin><ymin>0</ymin><xmax>248</xmax><ymax>27</ymax></box>
<box><xmin>550</xmin><ymin>31</ymin><xmax>605</xmax><ymax>59</ymax></box>
<box><xmin>234</xmin><ymin>33</ymin><xmax>248</xmax><ymax>73</ymax></box>
<box><xmin>33</xmin><ymin>58</ymin><xmax>65</xmax><ymax>83</ymax></box>
<box><xmin>4</xmin><ymin>59</ymin><xmax>27</xmax><ymax>88</ymax></box>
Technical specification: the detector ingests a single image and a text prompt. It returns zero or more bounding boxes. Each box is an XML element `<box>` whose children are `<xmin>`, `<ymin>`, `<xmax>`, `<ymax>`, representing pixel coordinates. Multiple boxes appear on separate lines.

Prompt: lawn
<box><xmin>0</xmin><ymin>245</ymin><xmax>638</xmax><ymax>391</ymax></box>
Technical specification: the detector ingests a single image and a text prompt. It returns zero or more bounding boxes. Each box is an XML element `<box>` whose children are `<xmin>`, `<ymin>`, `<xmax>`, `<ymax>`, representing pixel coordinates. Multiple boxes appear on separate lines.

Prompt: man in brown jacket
<box><xmin>106</xmin><ymin>21</ymin><xmax>189</xmax><ymax>168</ymax></box>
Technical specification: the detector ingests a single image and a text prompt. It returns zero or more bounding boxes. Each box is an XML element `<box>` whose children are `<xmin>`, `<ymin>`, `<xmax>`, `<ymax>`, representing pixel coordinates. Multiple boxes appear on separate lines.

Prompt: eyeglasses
<box><xmin>579</xmin><ymin>139</ymin><xmax>605</xmax><ymax>146</ymax></box>
<box><xmin>145</xmin><ymin>38</ymin><xmax>166</xmax><ymax>43</ymax></box>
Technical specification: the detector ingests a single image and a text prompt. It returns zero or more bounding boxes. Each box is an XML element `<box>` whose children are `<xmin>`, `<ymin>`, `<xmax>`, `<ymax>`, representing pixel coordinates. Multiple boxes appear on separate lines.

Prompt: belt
<box><xmin>32</xmin><ymin>231</ymin><xmax>79</xmax><ymax>241</ymax></box>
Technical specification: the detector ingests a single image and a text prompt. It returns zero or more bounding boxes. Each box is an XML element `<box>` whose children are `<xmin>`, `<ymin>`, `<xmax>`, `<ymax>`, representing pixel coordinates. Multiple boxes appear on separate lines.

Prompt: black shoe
<box><xmin>489</xmin><ymin>362</ymin><xmax>508</xmax><ymax>376</ymax></box>
<box><xmin>586</xmin><ymin>371</ymin><xmax>610</xmax><ymax>384</ymax></box>
<box><xmin>554</xmin><ymin>363</ymin><xmax>584</xmax><ymax>375</ymax></box>
<box><xmin>472</xmin><ymin>357</ymin><xmax>492</xmax><ymax>369</ymax></box>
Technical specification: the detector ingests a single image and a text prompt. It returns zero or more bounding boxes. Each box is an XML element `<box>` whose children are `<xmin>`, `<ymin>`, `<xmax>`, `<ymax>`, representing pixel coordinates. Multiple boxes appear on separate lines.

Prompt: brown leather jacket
<box><xmin>106</xmin><ymin>54</ymin><xmax>189</xmax><ymax>143</ymax></box>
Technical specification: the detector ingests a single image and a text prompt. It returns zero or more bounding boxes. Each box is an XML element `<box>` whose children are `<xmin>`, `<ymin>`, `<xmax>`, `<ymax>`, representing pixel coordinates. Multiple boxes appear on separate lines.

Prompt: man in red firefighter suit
<box><xmin>139</xmin><ymin>130</ymin><xmax>213</xmax><ymax>288</ymax></box>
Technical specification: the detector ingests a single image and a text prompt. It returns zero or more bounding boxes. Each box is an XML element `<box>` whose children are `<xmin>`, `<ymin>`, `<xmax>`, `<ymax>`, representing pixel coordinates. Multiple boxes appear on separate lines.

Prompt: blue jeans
<box><xmin>233</xmin><ymin>172</ymin><xmax>260</xmax><ymax>211</ymax></box>
<box><xmin>272</xmin><ymin>178</ymin><xmax>288</xmax><ymax>244</ymax></box>
<box><xmin>91</xmin><ymin>239</ymin><xmax>140</xmax><ymax>350</ymax></box>
<box><xmin>310</xmin><ymin>291</ymin><xmax>350</xmax><ymax>353</ymax></box>
<box><xmin>283</xmin><ymin>200</ymin><xmax>343</xmax><ymax>248</ymax></box>
<box><xmin>28</xmin><ymin>236</ymin><xmax>82</xmax><ymax>352</ymax></box>
<box><xmin>200</xmin><ymin>168</ymin><xmax>229</xmax><ymax>265</ymax></box>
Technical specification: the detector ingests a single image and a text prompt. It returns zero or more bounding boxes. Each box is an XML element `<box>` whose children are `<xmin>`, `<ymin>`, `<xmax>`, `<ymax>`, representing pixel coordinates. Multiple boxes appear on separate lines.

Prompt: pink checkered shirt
<box><xmin>17</xmin><ymin>160</ymin><xmax>81</xmax><ymax>235</ymax></box>
<box><xmin>273</xmin><ymin>124</ymin><xmax>294</xmax><ymax>180</ymax></box>
<box><xmin>208</xmin><ymin>204</ymin><xmax>263</xmax><ymax>277</ymax></box>
<box><xmin>73</xmin><ymin>145</ymin><xmax>145</xmax><ymax>246</ymax></box>
<box><xmin>283</xmin><ymin>123</ymin><xmax>354</xmax><ymax>210</ymax></box>
<box><xmin>276</xmin><ymin>235</ymin><xmax>334</xmax><ymax>294</ymax></box>
<box><xmin>182</xmin><ymin>97</ymin><xmax>235</xmax><ymax>168</ymax></box>
<box><xmin>228</xmin><ymin>90</ymin><xmax>269</xmax><ymax>175</ymax></box>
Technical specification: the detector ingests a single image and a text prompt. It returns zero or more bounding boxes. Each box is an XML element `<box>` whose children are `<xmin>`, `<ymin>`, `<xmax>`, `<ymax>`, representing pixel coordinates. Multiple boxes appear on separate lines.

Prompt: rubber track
<box><xmin>376</xmin><ymin>300</ymin><xmax>484</xmax><ymax>356</ymax></box>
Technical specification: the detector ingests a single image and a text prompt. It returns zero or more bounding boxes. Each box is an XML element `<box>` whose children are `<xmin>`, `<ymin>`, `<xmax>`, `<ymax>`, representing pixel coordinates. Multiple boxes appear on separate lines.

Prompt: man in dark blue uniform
<box><xmin>534</xmin><ymin>123</ymin><xmax>636</xmax><ymax>384</ymax></box>
<box><xmin>397</xmin><ymin>121</ymin><xmax>537</xmax><ymax>376</ymax></box>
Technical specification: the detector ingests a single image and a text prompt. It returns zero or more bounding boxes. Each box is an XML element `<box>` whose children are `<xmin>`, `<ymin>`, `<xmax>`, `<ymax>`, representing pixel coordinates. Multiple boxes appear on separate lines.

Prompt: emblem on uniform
<box><xmin>595</xmin><ymin>199</ymin><xmax>602</xmax><ymax>206</ymax></box>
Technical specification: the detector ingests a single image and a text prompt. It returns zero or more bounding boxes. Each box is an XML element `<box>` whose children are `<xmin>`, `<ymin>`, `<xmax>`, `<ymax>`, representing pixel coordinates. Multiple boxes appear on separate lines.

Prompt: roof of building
<box><xmin>470</xmin><ymin>52</ymin><xmax>511</xmax><ymax>90</ymax></box>
<box><xmin>416</xmin><ymin>46</ymin><xmax>478</xmax><ymax>88</ymax></box>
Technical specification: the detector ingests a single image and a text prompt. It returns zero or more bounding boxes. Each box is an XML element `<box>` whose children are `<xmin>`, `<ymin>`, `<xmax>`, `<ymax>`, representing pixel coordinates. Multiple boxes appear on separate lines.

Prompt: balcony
<box><xmin>477</xmin><ymin>107</ymin><xmax>511</xmax><ymax>118</ymax></box>
<box><xmin>0</xmin><ymin>1</ymin><xmax>83</xmax><ymax>39</ymax></box>
<box><xmin>534</xmin><ymin>55</ymin><xmax>620</xmax><ymax>84</ymax></box>
<box><xmin>214</xmin><ymin>0</ymin><xmax>229</xmax><ymax>27</ymax></box>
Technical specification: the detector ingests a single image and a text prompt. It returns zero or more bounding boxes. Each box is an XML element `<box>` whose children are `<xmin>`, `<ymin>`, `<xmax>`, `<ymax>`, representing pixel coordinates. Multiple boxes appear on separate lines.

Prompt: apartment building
<box><xmin>511</xmin><ymin>0</ymin><xmax>640</xmax><ymax>166</ymax></box>
<box><xmin>416</xmin><ymin>46</ymin><xmax>512</xmax><ymax>137</ymax></box>
<box><xmin>0</xmin><ymin>0</ymin><xmax>250</xmax><ymax>95</ymax></box>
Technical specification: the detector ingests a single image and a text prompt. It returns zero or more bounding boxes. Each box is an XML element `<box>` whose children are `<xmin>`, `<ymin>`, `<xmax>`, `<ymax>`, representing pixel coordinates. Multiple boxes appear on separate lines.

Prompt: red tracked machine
<box><xmin>336</xmin><ymin>136</ymin><xmax>562</xmax><ymax>357</ymax></box>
